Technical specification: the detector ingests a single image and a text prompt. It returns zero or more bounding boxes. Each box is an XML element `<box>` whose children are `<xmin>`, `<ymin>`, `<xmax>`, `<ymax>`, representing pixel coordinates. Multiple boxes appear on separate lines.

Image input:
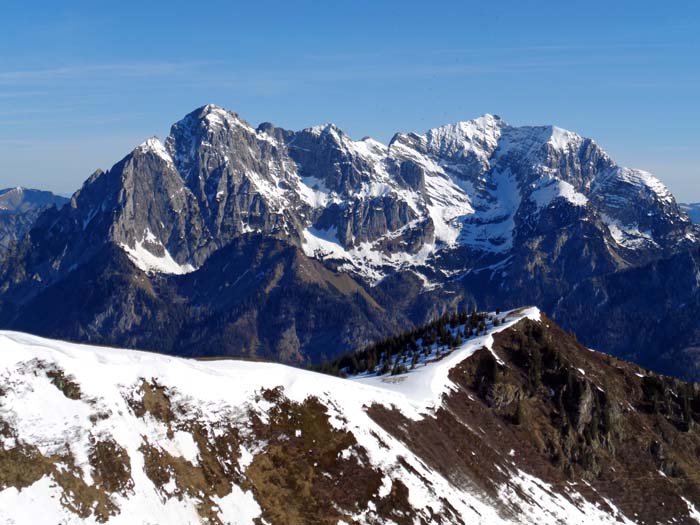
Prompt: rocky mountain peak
<box><xmin>177</xmin><ymin>104</ymin><xmax>256</xmax><ymax>135</ymax></box>
<box><xmin>307</xmin><ymin>122</ymin><xmax>344</xmax><ymax>136</ymax></box>
<box><xmin>1</xmin><ymin>186</ymin><xmax>24</xmax><ymax>198</ymax></box>
<box><xmin>545</xmin><ymin>125</ymin><xmax>584</xmax><ymax>151</ymax></box>
<box><xmin>165</xmin><ymin>105</ymin><xmax>263</xmax><ymax>177</ymax></box>
<box><xmin>418</xmin><ymin>114</ymin><xmax>506</xmax><ymax>172</ymax></box>
<box><xmin>134</xmin><ymin>136</ymin><xmax>173</xmax><ymax>165</ymax></box>
<box><xmin>429</xmin><ymin>112</ymin><xmax>505</xmax><ymax>140</ymax></box>
<box><xmin>298</xmin><ymin>123</ymin><xmax>355</xmax><ymax>153</ymax></box>
<box><xmin>16</xmin><ymin>105</ymin><xmax>696</xmax><ymax>284</ymax></box>
<box><xmin>198</xmin><ymin>103</ymin><xmax>256</xmax><ymax>133</ymax></box>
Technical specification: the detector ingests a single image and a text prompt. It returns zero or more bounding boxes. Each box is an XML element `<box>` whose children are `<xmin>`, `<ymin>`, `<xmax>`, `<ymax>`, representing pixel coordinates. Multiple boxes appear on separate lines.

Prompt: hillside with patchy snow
<box><xmin>2</xmin><ymin>308</ymin><xmax>700</xmax><ymax>524</ymax></box>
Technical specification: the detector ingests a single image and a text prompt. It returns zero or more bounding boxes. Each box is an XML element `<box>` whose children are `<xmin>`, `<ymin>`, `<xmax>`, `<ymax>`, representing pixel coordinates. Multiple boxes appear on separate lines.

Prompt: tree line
<box><xmin>316</xmin><ymin>307</ymin><xmax>501</xmax><ymax>377</ymax></box>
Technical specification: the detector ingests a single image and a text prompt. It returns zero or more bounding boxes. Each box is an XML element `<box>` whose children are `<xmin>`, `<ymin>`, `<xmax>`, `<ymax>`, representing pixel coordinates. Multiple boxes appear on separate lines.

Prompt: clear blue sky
<box><xmin>1</xmin><ymin>1</ymin><xmax>699</xmax><ymax>199</ymax></box>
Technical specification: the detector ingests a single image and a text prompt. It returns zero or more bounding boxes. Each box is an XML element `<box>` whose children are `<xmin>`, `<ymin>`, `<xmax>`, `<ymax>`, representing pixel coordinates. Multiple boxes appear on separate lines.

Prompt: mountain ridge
<box><xmin>0</xmin><ymin>187</ymin><xmax>68</xmax><ymax>250</ymax></box>
<box><xmin>78</xmin><ymin>104</ymin><xmax>696</xmax><ymax>282</ymax></box>
<box><xmin>3</xmin><ymin>309</ymin><xmax>700</xmax><ymax>524</ymax></box>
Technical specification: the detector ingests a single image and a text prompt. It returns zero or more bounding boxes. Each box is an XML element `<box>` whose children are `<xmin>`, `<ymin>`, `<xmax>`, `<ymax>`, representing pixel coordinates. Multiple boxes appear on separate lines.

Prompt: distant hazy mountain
<box><xmin>0</xmin><ymin>187</ymin><xmax>68</xmax><ymax>249</ymax></box>
<box><xmin>3</xmin><ymin>309</ymin><xmax>700</xmax><ymax>524</ymax></box>
<box><xmin>0</xmin><ymin>105</ymin><xmax>698</xmax><ymax>379</ymax></box>
<box><xmin>681</xmin><ymin>203</ymin><xmax>700</xmax><ymax>223</ymax></box>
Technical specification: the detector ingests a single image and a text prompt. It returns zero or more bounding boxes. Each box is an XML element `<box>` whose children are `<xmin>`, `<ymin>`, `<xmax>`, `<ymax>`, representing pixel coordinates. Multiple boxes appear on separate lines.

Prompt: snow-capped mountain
<box><xmin>0</xmin><ymin>105</ymin><xmax>698</xmax><ymax>374</ymax></box>
<box><xmin>11</xmin><ymin>105</ymin><xmax>693</xmax><ymax>283</ymax></box>
<box><xmin>2</xmin><ymin>309</ymin><xmax>699</xmax><ymax>524</ymax></box>
<box><xmin>0</xmin><ymin>187</ymin><xmax>68</xmax><ymax>249</ymax></box>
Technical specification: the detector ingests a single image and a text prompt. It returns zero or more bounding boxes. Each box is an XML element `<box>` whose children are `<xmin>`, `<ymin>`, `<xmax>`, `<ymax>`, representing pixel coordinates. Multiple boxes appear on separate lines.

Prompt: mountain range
<box><xmin>1</xmin><ymin>104</ymin><xmax>699</xmax><ymax>379</ymax></box>
<box><xmin>3</xmin><ymin>309</ymin><xmax>700</xmax><ymax>524</ymax></box>
<box><xmin>0</xmin><ymin>187</ymin><xmax>68</xmax><ymax>250</ymax></box>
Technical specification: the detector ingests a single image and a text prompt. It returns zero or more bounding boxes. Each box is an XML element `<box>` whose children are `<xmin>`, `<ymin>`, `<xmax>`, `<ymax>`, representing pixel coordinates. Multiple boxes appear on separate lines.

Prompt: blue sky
<box><xmin>1</xmin><ymin>1</ymin><xmax>699</xmax><ymax>199</ymax></box>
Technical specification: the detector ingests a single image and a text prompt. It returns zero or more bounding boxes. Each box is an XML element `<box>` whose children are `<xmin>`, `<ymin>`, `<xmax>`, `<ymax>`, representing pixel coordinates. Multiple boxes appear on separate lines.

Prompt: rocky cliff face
<box><xmin>0</xmin><ymin>105</ymin><xmax>697</xmax><ymax>371</ymax></box>
<box><xmin>12</xmin><ymin>105</ymin><xmax>693</xmax><ymax>284</ymax></box>
<box><xmin>2</xmin><ymin>311</ymin><xmax>700</xmax><ymax>524</ymax></box>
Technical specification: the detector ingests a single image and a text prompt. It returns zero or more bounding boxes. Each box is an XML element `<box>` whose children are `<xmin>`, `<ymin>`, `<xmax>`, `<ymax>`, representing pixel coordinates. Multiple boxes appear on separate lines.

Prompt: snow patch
<box><xmin>530</xmin><ymin>178</ymin><xmax>588</xmax><ymax>208</ymax></box>
<box><xmin>120</xmin><ymin>230</ymin><xmax>195</xmax><ymax>275</ymax></box>
<box><xmin>600</xmin><ymin>214</ymin><xmax>656</xmax><ymax>249</ymax></box>
<box><xmin>136</xmin><ymin>137</ymin><xmax>174</xmax><ymax>165</ymax></box>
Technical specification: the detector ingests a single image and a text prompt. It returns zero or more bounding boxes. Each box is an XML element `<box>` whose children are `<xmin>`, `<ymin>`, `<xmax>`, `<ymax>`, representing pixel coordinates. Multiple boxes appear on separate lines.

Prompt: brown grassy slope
<box><xmin>369</xmin><ymin>316</ymin><xmax>700</xmax><ymax>525</ymax></box>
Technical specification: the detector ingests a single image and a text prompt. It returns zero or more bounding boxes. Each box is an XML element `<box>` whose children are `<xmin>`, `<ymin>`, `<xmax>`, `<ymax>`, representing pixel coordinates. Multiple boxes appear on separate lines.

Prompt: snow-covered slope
<box><xmin>353</xmin><ymin>307</ymin><xmax>541</xmax><ymax>407</ymax></box>
<box><xmin>288</xmin><ymin>112</ymin><xmax>696</xmax><ymax>283</ymax></box>
<box><xmin>0</xmin><ymin>308</ymin><xmax>656</xmax><ymax>525</ymax></box>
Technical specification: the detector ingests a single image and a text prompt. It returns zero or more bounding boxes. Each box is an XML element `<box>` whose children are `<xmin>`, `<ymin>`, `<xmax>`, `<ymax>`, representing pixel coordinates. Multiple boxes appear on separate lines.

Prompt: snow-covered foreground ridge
<box><xmin>0</xmin><ymin>309</ymin><xmax>654</xmax><ymax>524</ymax></box>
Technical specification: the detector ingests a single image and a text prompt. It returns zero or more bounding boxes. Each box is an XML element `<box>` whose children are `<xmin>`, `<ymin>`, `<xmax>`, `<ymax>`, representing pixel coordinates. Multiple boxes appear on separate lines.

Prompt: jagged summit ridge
<box><xmin>420</xmin><ymin>113</ymin><xmax>504</xmax><ymax>161</ymax></box>
<box><xmin>6</xmin><ymin>104</ymin><xmax>696</xmax><ymax>284</ymax></box>
<box><xmin>135</xmin><ymin>136</ymin><xmax>173</xmax><ymax>164</ymax></box>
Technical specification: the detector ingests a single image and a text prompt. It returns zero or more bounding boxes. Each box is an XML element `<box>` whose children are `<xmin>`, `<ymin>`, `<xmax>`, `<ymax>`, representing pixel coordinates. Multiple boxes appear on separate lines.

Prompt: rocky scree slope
<box><xmin>3</xmin><ymin>309</ymin><xmax>700</xmax><ymax>524</ymax></box>
<box><xmin>0</xmin><ymin>105</ymin><xmax>697</xmax><ymax>369</ymax></box>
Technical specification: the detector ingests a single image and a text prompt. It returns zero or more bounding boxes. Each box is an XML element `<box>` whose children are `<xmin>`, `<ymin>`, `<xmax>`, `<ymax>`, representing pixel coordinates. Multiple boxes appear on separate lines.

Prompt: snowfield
<box><xmin>0</xmin><ymin>309</ymin><xmax>640</xmax><ymax>524</ymax></box>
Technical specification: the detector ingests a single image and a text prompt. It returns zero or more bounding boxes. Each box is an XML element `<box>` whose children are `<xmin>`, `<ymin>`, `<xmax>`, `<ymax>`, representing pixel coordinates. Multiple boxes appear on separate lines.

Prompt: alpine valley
<box><xmin>1</xmin><ymin>105</ymin><xmax>699</xmax><ymax>379</ymax></box>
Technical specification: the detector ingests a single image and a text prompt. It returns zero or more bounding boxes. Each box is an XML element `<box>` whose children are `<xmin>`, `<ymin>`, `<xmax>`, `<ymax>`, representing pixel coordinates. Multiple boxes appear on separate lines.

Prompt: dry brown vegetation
<box><xmin>128</xmin><ymin>382</ymin><xmax>417</xmax><ymax>524</ymax></box>
<box><xmin>369</xmin><ymin>316</ymin><xmax>700</xmax><ymax>525</ymax></box>
<box><xmin>0</xmin><ymin>436</ymin><xmax>133</xmax><ymax>523</ymax></box>
<box><xmin>5</xmin><ymin>318</ymin><xmax>700</xmax><ymax>523</ymax></box>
